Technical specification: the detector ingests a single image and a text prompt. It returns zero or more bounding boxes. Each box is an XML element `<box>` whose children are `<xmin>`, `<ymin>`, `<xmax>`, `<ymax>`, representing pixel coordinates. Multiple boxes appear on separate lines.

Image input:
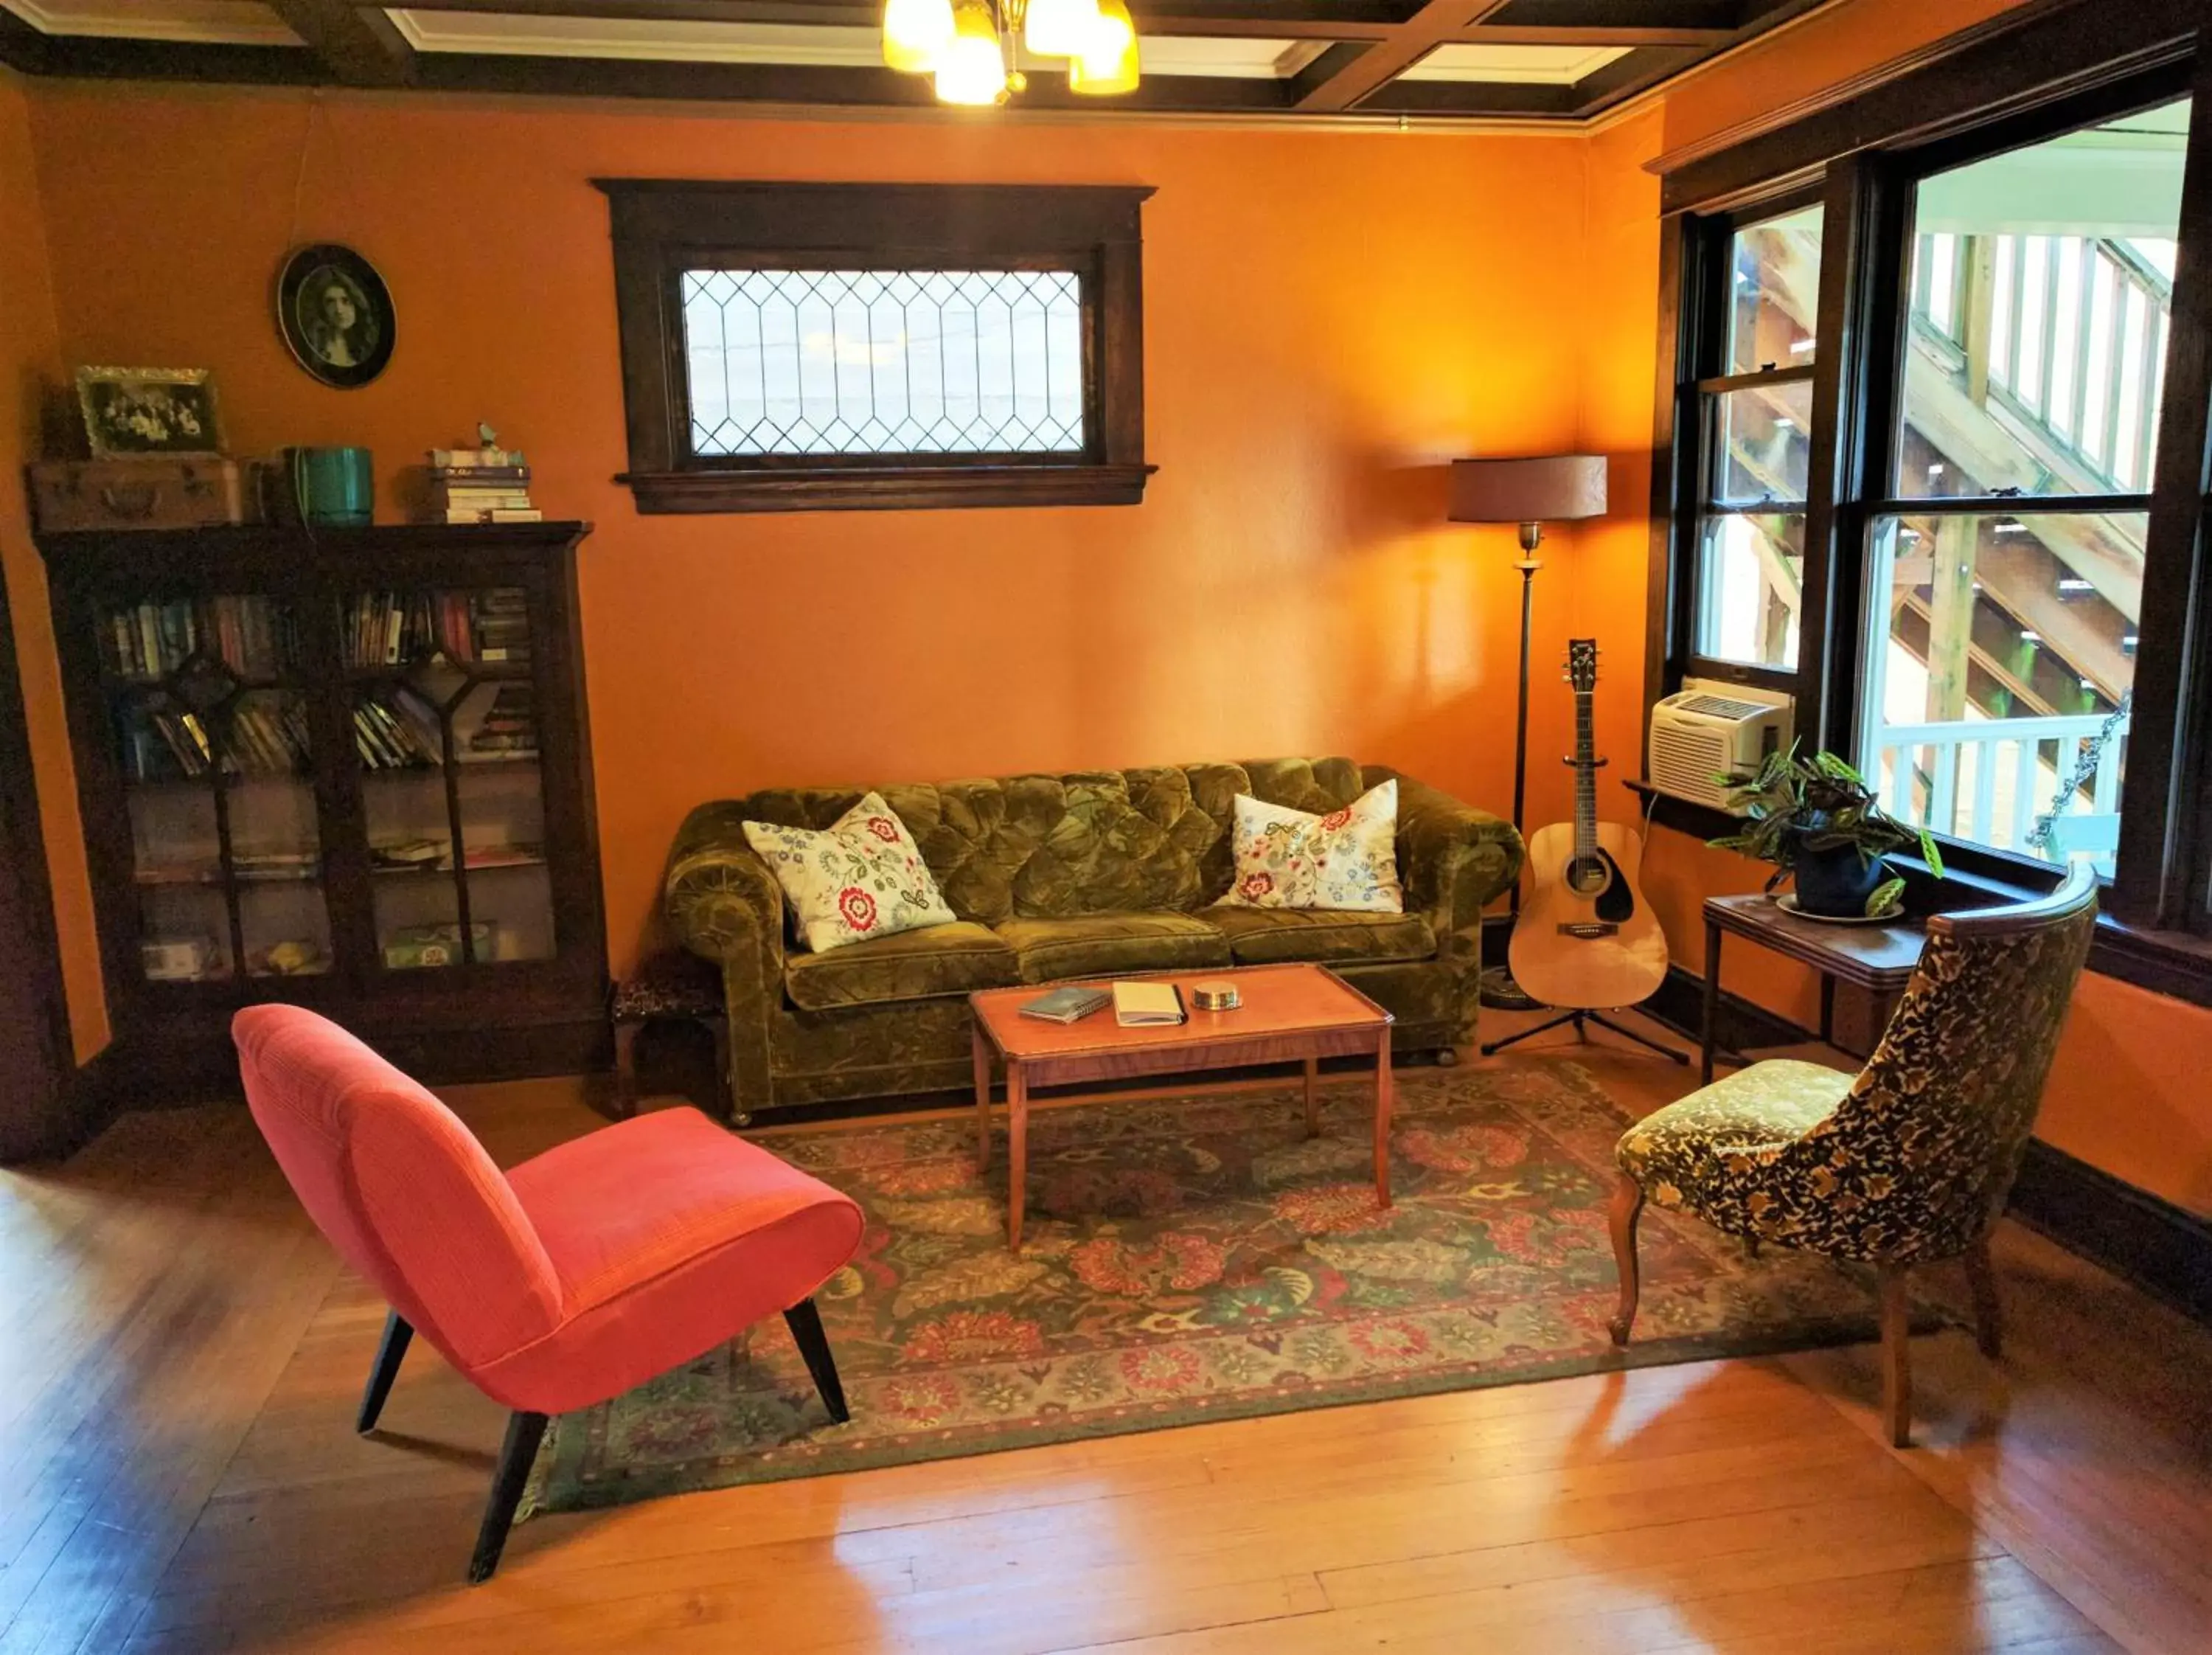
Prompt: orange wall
<box><xmin>22</xmin><ymin>86</ymin><xmax>1592</xmax><ymax>976</ymax></box>
<box><xmin>0</xmin><ymin>68</ymin><xmax>104</xmax><ymax>1063</ymax></box>
<box><xmin>1576</xmin><ymin>1</ymin><xmax>2212</xmax><ymax>1218</ymax></box>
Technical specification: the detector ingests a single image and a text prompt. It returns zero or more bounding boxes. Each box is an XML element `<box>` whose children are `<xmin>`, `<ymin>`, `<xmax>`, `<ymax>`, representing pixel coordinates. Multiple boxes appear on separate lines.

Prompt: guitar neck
<box><xmin>1573</xmin><ymin>688</ymin><xmax>1597</xmax><ymax>861</ymax></box>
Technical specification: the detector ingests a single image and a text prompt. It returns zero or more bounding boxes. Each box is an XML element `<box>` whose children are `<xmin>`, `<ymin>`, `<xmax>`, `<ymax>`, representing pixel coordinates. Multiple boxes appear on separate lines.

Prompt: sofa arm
<box><xmin>1365</xmin><ymin>766</ymin><xmax>1524</xmax><ymax>958</ymax></box>
<box><xmin>664</xmin><ymin>802</ymin><xmax>783</xmax><ymax>1114</ymax></box>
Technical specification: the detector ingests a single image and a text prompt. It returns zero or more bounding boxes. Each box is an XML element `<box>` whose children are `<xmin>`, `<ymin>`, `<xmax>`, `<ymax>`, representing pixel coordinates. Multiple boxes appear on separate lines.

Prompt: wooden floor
<box><xmin>4</xmin><ymin>1009</ymin><xmax>2210</xmax><ymax>1654</ymax></box>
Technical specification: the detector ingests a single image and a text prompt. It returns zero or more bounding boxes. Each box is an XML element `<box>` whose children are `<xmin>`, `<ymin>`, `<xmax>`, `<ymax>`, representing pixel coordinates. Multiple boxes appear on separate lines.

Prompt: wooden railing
<box><xmin>1869</xmin><ymin>712</ymin><xmax>2127</xmax><ymax>873</ymax></box>
<box><xmin>1912</xmin><ymin>231</ymin><xmax>2172</xmax><ymax>493</ymax></box>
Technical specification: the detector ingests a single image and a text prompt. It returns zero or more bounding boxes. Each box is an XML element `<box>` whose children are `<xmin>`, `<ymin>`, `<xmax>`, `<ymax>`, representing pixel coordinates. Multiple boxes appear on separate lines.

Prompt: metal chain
<box><xmin>2026</xmin><ymin>690</ymin><xmax>2132</xmax><ymax>853</ymax></box>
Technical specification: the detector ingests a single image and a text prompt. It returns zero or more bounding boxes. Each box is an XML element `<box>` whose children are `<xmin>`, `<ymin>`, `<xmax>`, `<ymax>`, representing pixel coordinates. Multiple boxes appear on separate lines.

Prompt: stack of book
<box><xmin>429</xmin><ymin>445</ymin><xmax>540</xmax><ymax>524</ymax></box>
<box><xmin>462</xmin><ymin>681</ymin><xmax>538</xmax><ymax>761</ymax></box>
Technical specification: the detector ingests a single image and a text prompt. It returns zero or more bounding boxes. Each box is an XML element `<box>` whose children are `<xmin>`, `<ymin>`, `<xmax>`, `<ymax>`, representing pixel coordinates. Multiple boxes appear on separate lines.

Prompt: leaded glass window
<box><xmin>681</xmin><ymin>268</ymin><xmax>1088</xmax><ymax>457</ymax></box>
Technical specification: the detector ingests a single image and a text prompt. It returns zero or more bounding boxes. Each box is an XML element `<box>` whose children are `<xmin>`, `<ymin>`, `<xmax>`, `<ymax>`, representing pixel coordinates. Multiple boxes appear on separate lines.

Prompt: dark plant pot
<box><xmin>1790</xmin><ymin>837</ymin><xmax>1888</xmax><ymax>917</ymax></box>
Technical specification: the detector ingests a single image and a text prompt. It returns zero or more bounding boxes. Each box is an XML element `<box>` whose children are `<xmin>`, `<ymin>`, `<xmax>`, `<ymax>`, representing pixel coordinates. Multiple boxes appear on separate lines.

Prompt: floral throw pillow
<box><xmin>1217</xmin><ymin>780</ymin><xmax>1403</xmax><ymax>913</ymax></box>
<box><xmin>742</xmin><ymin>792</ymin><xmax>956</xmax><ymax>953</ymax></box>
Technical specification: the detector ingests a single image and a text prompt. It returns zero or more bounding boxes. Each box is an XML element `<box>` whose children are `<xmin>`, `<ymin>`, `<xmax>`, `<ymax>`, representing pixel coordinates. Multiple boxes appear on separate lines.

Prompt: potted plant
<box><xmin>1708</xmin><ymin>746</ymin><xmax>1943</xmax><ymax>918</ymax></box>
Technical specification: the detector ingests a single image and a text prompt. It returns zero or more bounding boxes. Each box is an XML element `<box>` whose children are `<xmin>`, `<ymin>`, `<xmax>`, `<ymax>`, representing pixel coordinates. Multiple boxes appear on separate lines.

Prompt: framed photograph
<box><xmin>276</xmin><ymin>243</ymin><xmax>395</xmax><ymax>390</ymax></box>
<box><xmin>75</xmin><ymin>367</ymin><xmax>223</xmax><ymax>458</ymax></box>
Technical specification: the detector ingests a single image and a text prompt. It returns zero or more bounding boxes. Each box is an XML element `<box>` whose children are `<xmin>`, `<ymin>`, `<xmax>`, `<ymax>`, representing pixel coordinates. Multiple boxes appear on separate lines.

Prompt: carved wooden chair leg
<box><xmin>784</xmin><ymin>1297</ymin><xmax>851</xmax><ymax>1424</ymax></box>
<box><xmin>1961</xmin><ymin>1235</ymin><xmax>2003</xmax><ymax>1360</ymax></box>
<box><xmin>356</xmin><ymin>1310</ymin><xmax>413</xmax><ymax>1434</ymax></box>
<box><xmin>1607</xmin><ymin>1173</ymin><xmax>1645</xmax><ymax>1346</ymax></box>
<box><xmin>1878</xmin><ymin>1266</ymin><xmax>1913</xmax><ymax>1448</ymax></box>
<box><xmin>470</xmin><ymin>1409</ymin><xmax>550</xmax><ymax>1584</ymax></box>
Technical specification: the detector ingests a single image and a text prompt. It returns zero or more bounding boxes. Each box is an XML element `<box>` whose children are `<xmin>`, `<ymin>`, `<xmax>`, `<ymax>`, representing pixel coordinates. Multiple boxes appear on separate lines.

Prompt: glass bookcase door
<box><xmin>105</xmin><ymin>594</ymin><xmax>327</xmax><ymax>984</ymax></box>
<box><xmin>345</xmin><ymin>586</ymin><xmax>553</xmax><ymax>970</ymax></box>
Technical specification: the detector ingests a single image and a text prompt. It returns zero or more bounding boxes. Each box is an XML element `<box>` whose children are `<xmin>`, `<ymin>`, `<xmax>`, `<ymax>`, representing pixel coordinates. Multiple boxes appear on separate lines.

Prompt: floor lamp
<box><xmin>1447</xmin><ymin>454</ymin><xmax>1610</xmax><ymax>1007</ymax></box>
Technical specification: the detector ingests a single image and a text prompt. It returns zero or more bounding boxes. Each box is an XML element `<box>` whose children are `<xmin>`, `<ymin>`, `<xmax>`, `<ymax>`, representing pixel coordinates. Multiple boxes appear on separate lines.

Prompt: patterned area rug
<box><xmin>528</xmin><ymin>1062</ymin><xmax>1913</xmax><ymax>1516</ymax></box>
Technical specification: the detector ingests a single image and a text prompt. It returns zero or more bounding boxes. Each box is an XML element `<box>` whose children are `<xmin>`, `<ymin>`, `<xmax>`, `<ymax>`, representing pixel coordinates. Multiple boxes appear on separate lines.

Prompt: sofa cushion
<box><xmin>743</xmin><ymin>791</ymin><xmax>956</xmax><ymax>952</ymax></box>
<box><xmin>1216</xmin><ymin>779</ymin><xmax>1404</xmax><ymax>912</ymax></box>
<box><xmin>1208</xmin><ymin>906</ymin><xmax>1436</xmax><ymax>967</ymax></box>
<box><xmin>782</xmin><ymin>922</ymin><xmax>1018</xmax><ymax>1011</ymax></box>
<box><xmin>993</xmin><ymin>912</ymin><xmax>1231</xmax><ymax>984</ymax></box>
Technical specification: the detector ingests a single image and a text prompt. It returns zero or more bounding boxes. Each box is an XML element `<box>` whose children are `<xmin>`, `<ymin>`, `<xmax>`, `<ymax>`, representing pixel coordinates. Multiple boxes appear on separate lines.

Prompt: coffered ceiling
<box><xmin>0</xmin><ymin>0</ymin><xmax>1840</xmax><ymax>122</ymax></box>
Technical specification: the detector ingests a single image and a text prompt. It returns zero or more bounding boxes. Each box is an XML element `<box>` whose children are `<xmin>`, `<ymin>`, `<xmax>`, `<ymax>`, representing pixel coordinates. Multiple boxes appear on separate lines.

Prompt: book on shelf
<box><xmin>1019</xmin><ymin>985</ymin><xmax>1113</xmax><ymax>1024</ymax></box>
<box><xmin>428</xmin><ymin>446</ymin><xmax>538</xmax><ymax>524</ymax></box>
<box><xmin>428</xmin><ymin>446</ymin><xmax>525</xmax><ymax>471</ymax></box>
<box><xmin>351</xmin><ymin>693</ymin><xmax>444</xmax><ymax>769</ymax></box>
<box><xmin>1112</xmin><ymin>980</ymin><xmax>1186</xmax><ymax>1027</ymax></box>
<box><xmin>106</xmin><ymin>595</ymin><xmax>295</xmax><ymax>681</ymax></box>
<box><xmin>459</xmin><ymin>681</ymin><xmax>538</xmax><ymax>759</ymax></box>
<box><xmin>338</xmin><ymin>589</ymin><xmax>533</xmax><ymax>668</ymax></box>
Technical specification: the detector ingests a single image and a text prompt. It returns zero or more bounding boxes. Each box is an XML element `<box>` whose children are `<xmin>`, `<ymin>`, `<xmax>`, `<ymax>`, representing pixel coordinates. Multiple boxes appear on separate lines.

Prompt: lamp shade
<box><xmin>1447</xmin><ymin>455</ymin><xmax>1608</xmax><ymax>524</ymax></box>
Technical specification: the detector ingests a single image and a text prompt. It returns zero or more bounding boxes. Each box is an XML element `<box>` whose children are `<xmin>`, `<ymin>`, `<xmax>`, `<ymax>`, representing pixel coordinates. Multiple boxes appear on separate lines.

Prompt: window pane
<box><xmin>1697</xmin><ymin>513</ymin><xmax>1805</xmax><ymax>670</ymax></box>
<box><xmin>1897</xmin><ymin>98</ymin><xmax>2190</xmax><ymax>499</ymax></box>
<box><xmin>1711</xmin><ymin>381</ymin><xmax>1814</xmax><ymax>504</ymax></box>
<box><xmin>1726</xmin><ymin>204</ymin><xmax>1823</xmax><ymax>375</ymax></box>
<box><xmin>681</xmin><ymin>268</ymin><xmax>1087</xmax><ymax>457</ymax></box>
<box><xmin>1860</xmin><ymin>511</ymin><xmax>2142</xmax><ymax>875</ymax></box>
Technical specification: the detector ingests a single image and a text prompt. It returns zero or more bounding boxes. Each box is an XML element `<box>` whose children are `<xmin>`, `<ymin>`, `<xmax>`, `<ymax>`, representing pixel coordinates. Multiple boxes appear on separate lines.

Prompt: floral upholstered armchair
<box><xmin>1606</xmin><ymin>864</ymin><xmax>2098</xmax><ymax>1446</ymax></box>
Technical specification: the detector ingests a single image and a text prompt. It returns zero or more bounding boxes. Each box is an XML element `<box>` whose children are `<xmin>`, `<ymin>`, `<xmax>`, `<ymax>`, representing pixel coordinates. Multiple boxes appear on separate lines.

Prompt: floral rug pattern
<box><xmin>528</xmin><ymin>1063</ymin><xmax>1910</xmax><ymax>1516</ymax></box>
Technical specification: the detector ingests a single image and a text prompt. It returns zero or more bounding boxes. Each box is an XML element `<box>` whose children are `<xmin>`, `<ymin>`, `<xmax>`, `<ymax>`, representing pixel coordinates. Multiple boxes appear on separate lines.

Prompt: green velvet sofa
<box><xmin>664</xmin><ymin>757</ymin><xmax>1521</xmax><ymax>1123</ymax></box>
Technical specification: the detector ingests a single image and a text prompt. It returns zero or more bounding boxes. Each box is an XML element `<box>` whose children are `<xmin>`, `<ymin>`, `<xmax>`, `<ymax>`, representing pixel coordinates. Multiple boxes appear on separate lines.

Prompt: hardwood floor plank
<box><xmin>4</xmin><ymin>1024</ymin><xmax>2202</xmax><ymax>1654</ymax></box>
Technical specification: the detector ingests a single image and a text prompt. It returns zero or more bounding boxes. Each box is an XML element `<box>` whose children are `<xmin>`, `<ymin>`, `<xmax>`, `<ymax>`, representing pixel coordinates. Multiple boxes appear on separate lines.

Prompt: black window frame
<box><xmin>1647</xmin><ymin>0</ymin><xmax>2212</xmax><ymax>1003</ymax></box>
<box><xmin>597</xmin><ymin>180</ymin><xmax>1156</xmax><ymax>514</ymax></box>
<box><xmin>1664</xmin><ymin>185</ymin><xmax>1832</xmax><ymax>726</ymax></box>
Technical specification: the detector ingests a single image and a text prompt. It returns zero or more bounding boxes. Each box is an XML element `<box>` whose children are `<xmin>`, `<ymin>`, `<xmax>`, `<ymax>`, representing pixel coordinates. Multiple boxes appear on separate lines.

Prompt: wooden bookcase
<box><xmin>39</xmin><ymin>521</ymin><xmax>609</xmax><ymax>1100</ymax></box>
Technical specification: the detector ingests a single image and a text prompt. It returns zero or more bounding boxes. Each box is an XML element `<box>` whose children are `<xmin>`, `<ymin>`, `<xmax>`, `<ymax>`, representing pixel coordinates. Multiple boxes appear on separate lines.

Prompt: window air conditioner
<box><xmin>1647</xmin><ymin>679</ymin><xmax>1795</xmax><ymax>812</ymax></box>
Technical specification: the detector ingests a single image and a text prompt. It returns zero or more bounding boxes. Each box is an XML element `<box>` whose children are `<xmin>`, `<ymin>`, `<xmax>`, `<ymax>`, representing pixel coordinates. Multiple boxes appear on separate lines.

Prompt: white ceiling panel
<box><xmin>1</xmin><ymin>0</ymin><xmax>298</xmax><ymax>45</ymax></box>
<box><xmin>1399</xmin><ymin>43</ymin><xmax>1630</xmax><ymax>85</ymax></box>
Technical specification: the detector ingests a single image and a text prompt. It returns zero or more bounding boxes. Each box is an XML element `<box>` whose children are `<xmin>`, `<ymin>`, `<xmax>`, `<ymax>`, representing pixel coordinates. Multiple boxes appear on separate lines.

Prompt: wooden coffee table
<box><xmin>969</xmin><ymin>962</ymin><xmax>1395</xmax><ymax>1251</ymax></box>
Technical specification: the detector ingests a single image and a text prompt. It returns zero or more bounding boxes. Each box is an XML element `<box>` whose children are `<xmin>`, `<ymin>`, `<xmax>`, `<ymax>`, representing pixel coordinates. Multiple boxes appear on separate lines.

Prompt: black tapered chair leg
<box><xmin>469</xmin><ymin>1409</ymin><xmax>549</xmax><ymax>1585</ymax></box>
<box><xmin>356</xmin><ymin>1310</ymin><xmax>414</xmax><ymax>1434</ymax></box>
<box><xmin>783</xmin><ymin>1297</ymin><xmax>850</xmax><ymax>1424</ymax></box>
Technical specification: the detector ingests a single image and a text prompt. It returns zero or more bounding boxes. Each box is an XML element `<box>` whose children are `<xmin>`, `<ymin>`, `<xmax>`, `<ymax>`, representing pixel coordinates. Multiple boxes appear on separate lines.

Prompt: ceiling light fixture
<box><xmin>883</xmin><ymin>0</ymin><xmax>1141</xmax><ymax>104</ymax></box>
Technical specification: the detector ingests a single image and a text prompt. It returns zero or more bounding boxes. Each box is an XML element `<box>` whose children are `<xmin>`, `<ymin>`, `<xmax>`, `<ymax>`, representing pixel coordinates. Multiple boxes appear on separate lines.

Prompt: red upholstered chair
<box><xmin>233</xmin><ymin>1005</ymin><xmax>864</xmax><ymax>1582</ymax></box>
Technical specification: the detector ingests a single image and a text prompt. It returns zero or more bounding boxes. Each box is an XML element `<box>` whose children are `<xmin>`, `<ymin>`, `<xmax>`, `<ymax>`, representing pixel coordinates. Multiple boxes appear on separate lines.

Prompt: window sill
<box><xmin>617</xmin><ymin>464</ymin><xmax>1156</xmax><ymax>515</ymax></box>
<box><xmin>1624</xmin><ymin>780</ymin><xmax>2212</xmax><ymax>1011</ymax></box>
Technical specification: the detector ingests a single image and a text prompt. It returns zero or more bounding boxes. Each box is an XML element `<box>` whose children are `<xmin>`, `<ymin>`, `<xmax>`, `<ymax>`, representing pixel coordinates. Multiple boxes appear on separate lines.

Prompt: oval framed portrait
<box><xmin>276</xmin><ymin>243</ymin><xmax>394</xmax><ymax>390</ymax></box>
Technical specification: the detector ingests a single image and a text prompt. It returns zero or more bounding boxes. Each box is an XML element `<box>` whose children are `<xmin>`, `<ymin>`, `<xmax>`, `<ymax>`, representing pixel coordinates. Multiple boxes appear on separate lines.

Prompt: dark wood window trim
<box><xmin>1644</xmin><ymin>3</ymin><xmax>2212</xmax><ymax>1006</ymax></box>
<box><xmin>597</xmin><ymin>180</ymin><xmax>1155</xmax><ymax>515</ymax></box>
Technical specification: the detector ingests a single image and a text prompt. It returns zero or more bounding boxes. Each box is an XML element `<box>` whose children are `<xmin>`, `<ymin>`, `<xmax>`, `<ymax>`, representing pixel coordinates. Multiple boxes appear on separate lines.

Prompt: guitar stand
<box><xmin>1481</xmin><ymin>1008</ymin><xmax>1690</xmax><ymax>1064</ymax></box>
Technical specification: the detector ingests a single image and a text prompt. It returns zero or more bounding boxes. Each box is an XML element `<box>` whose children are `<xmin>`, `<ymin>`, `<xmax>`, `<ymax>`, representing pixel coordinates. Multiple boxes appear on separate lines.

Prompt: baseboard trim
<box><xmin>1641</xmin><ymin>963</ymin><xmax>1815</xmax><ymax>1055</ymax></box>
<box><xmin>2008</xmin><ymin>1139</ymin><xmax>2212</xmax><ymax>1328</ymax></box>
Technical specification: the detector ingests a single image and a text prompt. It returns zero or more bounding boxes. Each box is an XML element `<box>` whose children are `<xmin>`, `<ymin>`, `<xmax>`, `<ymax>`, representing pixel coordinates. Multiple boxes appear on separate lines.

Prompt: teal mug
<box><xmin>288</xmin><ymin>445</ymin><xmax>372</xmax><ymax>527</ymax></box>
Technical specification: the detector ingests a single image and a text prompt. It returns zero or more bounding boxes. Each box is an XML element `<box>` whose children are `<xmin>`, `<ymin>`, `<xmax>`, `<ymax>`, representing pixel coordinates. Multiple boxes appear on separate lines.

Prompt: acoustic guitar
<box><xmin>1508</xmin><ymin>639</ymin><xmax>1669</xmax><ymax>1011</ymax></box>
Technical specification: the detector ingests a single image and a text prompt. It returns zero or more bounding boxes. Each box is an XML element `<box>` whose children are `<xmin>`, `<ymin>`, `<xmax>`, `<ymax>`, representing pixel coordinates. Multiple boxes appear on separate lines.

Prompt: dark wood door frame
<box><xmin>0</xmin><ymin>555</ymin><xmax>91</xmax><ymax>1162</ymax></box>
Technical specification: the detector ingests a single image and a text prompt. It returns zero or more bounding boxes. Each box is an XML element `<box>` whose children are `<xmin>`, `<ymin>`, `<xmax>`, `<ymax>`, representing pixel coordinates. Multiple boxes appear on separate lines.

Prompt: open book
<box><xmin>1112</xmin><ymin>980</ymin><xmax>1186</xmax><ymax>1027</ymax></box>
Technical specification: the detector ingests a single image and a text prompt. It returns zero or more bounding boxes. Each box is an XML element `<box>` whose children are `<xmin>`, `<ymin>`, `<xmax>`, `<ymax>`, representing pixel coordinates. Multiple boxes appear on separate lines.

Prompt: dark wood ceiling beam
<box><xmin>268</xmin><ymin>0</ymin><xmax>416</xmax><ymax>85</ymax></box>
<box><xmin>0</xmin><ymin>9</ymin><xmax>55</xmax><ymax>74</ymax></box>
<box><xmin>377</xmin><ymin>0</ymin><xmax>1416</xmax><ymax>35</ymax></box>
<box><xmin>1293</xmin><ymin>0</ymin><xmax>1510</xmax><ymax>111</ymax></box>
<box><xmin>1477</xmin><ymin>0</ymin><xmax>1742</xmax><ymax>26</ymax></box>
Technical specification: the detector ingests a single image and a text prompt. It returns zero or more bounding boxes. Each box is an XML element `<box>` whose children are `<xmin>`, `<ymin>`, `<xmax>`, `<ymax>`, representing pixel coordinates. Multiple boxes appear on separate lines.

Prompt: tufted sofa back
<box><xmin>724</xmin><ymin>757</ymin><xmax>1370</xmax><ymax>924</ymax></box>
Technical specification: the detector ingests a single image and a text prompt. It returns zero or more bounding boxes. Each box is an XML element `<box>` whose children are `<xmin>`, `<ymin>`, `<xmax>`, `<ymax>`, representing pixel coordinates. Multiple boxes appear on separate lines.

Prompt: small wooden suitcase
<box><xmin>27</xmin><ymin>457</ymin><xmax>251</xmax><ymax>532</ymax></box>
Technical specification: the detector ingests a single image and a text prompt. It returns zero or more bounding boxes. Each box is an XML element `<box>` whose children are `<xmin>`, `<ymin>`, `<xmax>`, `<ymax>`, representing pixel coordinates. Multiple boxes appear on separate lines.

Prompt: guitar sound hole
<box><xmin>1568</xmin><ymin>858</ymin><xmax>1609</xmax><ymax>895</ymax></box>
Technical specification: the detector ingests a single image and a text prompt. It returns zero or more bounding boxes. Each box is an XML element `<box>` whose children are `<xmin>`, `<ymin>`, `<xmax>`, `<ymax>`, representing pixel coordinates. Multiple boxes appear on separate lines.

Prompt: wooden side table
<box><xmin>610</xmin><ymin>949</ymin><xmax>736</xmax><ymax>1123</ymax></box>
<box><xmin>1700</xmin><ymin>894</ymin><xmax>1925</xmax><ymax>1083</ymax></box>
